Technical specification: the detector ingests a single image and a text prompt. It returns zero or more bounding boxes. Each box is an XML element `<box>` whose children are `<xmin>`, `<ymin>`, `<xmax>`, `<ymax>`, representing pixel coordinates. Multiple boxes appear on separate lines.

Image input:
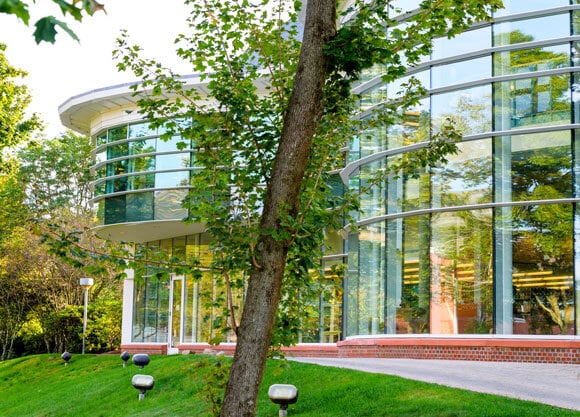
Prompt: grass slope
<box><xmin>0</xmin><ymin>354</ymin><xmax>578</xmax><ymax>417</ymax></box>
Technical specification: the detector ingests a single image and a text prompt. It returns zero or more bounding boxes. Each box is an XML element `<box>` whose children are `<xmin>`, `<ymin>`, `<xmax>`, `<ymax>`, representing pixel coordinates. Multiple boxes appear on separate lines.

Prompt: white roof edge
<box><xmin>58</xmin><ymin>73</ymin><xmax>207</xmax><ymax>135</ymax></box>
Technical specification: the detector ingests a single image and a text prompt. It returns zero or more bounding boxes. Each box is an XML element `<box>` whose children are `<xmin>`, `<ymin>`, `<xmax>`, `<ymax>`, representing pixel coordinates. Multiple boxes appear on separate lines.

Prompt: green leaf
<box><xmin>0</xmin><ymin>0</ymin><xmax>30</xmax><ymax>24</ymax></box>
<box><xmin>53</xmin><ymin>0</ymin><xmax>83</xmax><ymax>21</ymax></box>
<box><xmin>33</xmin><ymin>16</ymin><xmax>79</xmax><ymax>44</ymax></box>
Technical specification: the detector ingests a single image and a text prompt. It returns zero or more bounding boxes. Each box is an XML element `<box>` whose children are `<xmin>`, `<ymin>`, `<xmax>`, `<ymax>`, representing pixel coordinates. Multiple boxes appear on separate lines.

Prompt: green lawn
<box><xmin>0</xmin><ymin>354</ymin><xmax>578</xmax><ymax>417</ymax></box>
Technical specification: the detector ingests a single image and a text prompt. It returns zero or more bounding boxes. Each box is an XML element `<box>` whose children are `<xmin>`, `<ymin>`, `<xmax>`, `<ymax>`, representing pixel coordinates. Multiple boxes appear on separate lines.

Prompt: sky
<box><xmin>1</xmin><ymin>1</ymin><xmax>192</xmax><ymax>137</ymax></box>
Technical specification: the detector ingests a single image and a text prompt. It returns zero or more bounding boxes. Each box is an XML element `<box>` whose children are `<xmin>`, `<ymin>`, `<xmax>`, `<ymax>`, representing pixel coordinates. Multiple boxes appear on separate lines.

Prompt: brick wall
<box><xmin>121</xmin><ymin>338</ymin><xmax>580</xmax><ymax>363</ymax></box>
<box><xmin>120</xmin><ymin>343</ymin><xmax>167</xmax><ymax>355</ymax></box>
<box><xmin>337</xmin><ymin>337</ymin><xmax>580</xmax><ymax>364</ymax></box>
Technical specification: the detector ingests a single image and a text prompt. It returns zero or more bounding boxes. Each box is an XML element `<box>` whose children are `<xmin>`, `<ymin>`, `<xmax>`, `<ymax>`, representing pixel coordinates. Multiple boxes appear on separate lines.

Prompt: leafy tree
<box><xmin>0</xmin><ymin>0</ymin><xmax>105</xmax><ymax>43</ymax></box>
<box><xmin>0</xmin><ymin>160</ymin><xmax>27</xmax><ymax>243</ymax></box>
<box><xmin>0</xmin><ymin>43</ymin><xmax>40</xmax><ymax>163</ymax></box>
<box><xmin>85</xmin><ymin>298</ymin><xmax>122</xmax><ymax>352</ymax></box>
<box><xmin>18</xmin><ymin>132</ymin><xmax>93</xmax><ymax>217</ymax></box>
<box><xmin>0</xmin><ymin>228</ymin><xmax>46</xmax><ymax>360</ymax></box>
<box><xmin>3</xmin><ymin>134</ymin><xmax>124</xmax><ymax>356</ymax></box>
<box><xmin>114</xmin><ymin>0</ymin><xmax>502</xmax><ymax>415</ymax></box>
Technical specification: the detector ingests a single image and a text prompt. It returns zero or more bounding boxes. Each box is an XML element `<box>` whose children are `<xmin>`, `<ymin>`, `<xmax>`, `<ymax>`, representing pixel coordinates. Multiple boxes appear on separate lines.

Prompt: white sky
<box><xmin>0</xmin><ymin>1</ymin><xmax>191</xmax><ymax>137</ymax></box>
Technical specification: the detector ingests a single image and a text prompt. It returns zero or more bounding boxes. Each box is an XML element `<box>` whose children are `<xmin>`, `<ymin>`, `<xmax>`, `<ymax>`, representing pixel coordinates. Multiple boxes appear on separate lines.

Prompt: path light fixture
<box><xmin>79</xmin><ymin>277</ymin><xmax>94</xmax><ymax>354</ymax></box>
<box><xmin>268</xmin><ymin>384</ymin><xmax>298</xmax><ymax>417</ymax></box>
<box><xmin>132</xmin><ymin>353</ymin><xmax>150</xmax><ymax>369</ymax></box>
<box><xmin>61</xmin><ymin>351</ymin><xmax>71</xmax><ymax>366</ymax></box>
<box><xmin>120</xmin><ymin>351</ymin><xmax>130</xmax><ymax>367</ymax></box>
<box><xmin>131</xmin><ymin>374</ymin><xmax>155</xmax><ymax>400</ymax></box>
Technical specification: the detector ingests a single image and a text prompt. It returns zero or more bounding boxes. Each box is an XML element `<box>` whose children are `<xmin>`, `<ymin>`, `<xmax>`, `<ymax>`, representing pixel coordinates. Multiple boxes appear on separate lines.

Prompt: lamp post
<box><xmin>79</xmin><ymin>277</ymin><xmax>94</xmax><ymax>354</ymax></box>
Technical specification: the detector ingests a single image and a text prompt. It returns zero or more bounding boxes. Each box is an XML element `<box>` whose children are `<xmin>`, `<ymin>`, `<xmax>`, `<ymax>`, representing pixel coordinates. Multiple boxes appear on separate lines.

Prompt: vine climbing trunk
<box><xmin>219</xmin><ymin>1</ymin><xmax>336</xmax><ymax>416</ymax></box>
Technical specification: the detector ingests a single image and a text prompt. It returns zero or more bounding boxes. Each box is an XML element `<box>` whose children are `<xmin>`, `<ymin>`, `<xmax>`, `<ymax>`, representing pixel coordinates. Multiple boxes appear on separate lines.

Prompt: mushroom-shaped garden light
<box><xmin>131</xmin><ymin>374</ymin><xmax>155</xmax><ymax>400</ymax></box>
<box><xmin>268</xmin><ymin>384</ymin><xmax>298</xmax><ymax>417</ymax></box>
<box><xmin>120</xmin><ymin>351</ymin><xmax>130</xmax><ymax>367</ymax></box>
<box><xmin>61</xmin><ymin>351</ymin><xmax>72</xmax><ymax>366</ymax></box>
<box><xmin>132</xmin><ymin>353</ymin><xmax>150</xmax><ymax>369</ymax></box>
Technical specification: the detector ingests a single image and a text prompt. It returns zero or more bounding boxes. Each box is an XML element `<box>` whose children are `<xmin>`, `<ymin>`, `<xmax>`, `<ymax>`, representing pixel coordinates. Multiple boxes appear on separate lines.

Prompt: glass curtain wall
<box><xmin>131</xmin><ymin>233</ymin><xmax>234</xmax><ymax>344</ymax></box>
<box><xmin>131</xmin><ymin>233</ymin><xmax>344</xmax><ymax>344</ymax></box>
<box><xmin>93</xmin><ymin>121</ymin><xmax>193</xmax><ymax>225</ymax></box>
<box><xmin>345</xmin><ymin>2</ymin><xmax>579</xmax><ymax>338</ymax></box>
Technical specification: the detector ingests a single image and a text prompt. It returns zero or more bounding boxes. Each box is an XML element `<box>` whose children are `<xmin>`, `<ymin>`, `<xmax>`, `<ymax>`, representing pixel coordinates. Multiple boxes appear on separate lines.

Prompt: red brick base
<box><xmin>120</xmin><ymin>343</ymin><xmax>167</xmax><ymax>355</ymax></box>
<box><xmin>337</xmin><ymin>337</ymin><xmax>580</xmax><ymax>364</ymax></box>
<box><xmin>121</xmin><ymin>337</ymin><xmax>580</xmax><ymax>364</ymax></box>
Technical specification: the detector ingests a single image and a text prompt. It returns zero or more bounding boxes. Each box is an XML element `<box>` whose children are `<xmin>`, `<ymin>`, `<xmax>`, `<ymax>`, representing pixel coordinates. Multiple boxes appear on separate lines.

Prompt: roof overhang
<box><xmin>58</xmin><ymin>74</ymin><xmax>271</xmax><ymax>135</ymax></box>
<box><xmin>58</xmin><ymin>74</ymin><xmax>209</xmax><ymax>135</ymax></box>
<box><xmin>93</xmin><ymin>219</ymin><xmax>205</xmax><ymax>243</ymax></box>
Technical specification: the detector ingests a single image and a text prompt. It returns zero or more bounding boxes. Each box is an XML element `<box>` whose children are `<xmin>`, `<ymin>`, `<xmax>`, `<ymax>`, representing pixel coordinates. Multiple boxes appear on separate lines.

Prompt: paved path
<box><xmin>290</xmin><ymin>357</ymin><xmax>580</xmax><ymax>411</ymax></box>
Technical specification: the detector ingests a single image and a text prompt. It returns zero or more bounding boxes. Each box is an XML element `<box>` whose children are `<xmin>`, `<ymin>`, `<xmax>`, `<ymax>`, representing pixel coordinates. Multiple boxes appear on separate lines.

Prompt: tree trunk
<box><xmin>219</xmin><ymin>1</ymin><xmax>336</xmax><ymax>416</ymax></box>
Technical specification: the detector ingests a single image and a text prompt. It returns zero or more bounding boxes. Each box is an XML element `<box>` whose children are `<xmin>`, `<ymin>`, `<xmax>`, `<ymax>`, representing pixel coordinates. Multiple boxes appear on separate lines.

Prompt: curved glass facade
<box><xmin>344</xmin><ymin>3</ymin><xmax>580</xmax><ymax>337</ymax></box>
<box><xmin>92</xmin><ymin>121</ymin><xmax>193</xmax><ymax>225</ymax></box>
<box><xmin>91</xmin><ymin>121</ymin><xmax>344</xmax><ymax>345</ymax></box>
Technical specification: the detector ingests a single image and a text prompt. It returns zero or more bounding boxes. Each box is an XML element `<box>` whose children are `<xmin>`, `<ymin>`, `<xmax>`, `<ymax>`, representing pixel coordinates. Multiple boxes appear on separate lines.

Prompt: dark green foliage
<box><xmin>0</xmin><ymin>43</ymin><xmax>41</xmax><ymax>159</ymax></box>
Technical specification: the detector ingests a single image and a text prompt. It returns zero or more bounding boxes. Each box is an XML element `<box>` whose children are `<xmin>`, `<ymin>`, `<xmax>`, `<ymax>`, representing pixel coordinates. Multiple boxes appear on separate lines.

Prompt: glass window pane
<box><xmin>345</xmin><ymin>233</ymin><xmax>359</xmax><ymax>337</ymax></box>
<box><xmin>358</xmin><ymin>84</ymin><xmax>386</xmax><ymax>112</ymax></box>
<box><xmin>388</xmin><ymin>71</ymin><xmax>430</xmax><ymax>98</ymax></box>
<box><xmin>320</xmin><ymin>259</ymin><xmax>343</xmax><ymax>342</ymax></box>
<box><xmin>359</xmin><ymin>160</ymin><xmax>385</xmax><ymax>219</ymax></box>
<box><xmin>349</xmin><ymin>223</ymin><xmax>384</xmax><ymax>335</ymax></box>
<box><xmin>155</xmin><ymin>171</ymin><xmax>190</xmax><ymax>188</ymax></box>
<box><xmin>94</xmin><ymin>181</ymin><xmax>105</xmax><ymax>197</ymax></box>
<box><xmin>94</xmin><ymin>165</ymin><xmax>106</xmax><ymax>180</ymax></box>
<box><xmin>107</xmin><ymin>160</ymin><xmax>127</xmax><ymax>176</ymax></box>
<box><xmin>574</xmin><ymin>10</ymin><xmax>580</xmax><ymax>36</ymax></box>
<box><xmin>155</xmin><ymin>189</ymin><xmax>188</xmax><ymax>220</ymax></box>
<box><xmin>108</xmin><ymin>125</ymin><xmax>128</xmax><ymax>142</ymax></box>
<box><xmin>130</xmin><ymin>138</ymin><xmax>157</xmax><ymax>155</ymax></box>
<box><xmin>157</xmin><ymin>153</ymin><xmax>190</xmax><ymax>171</ymax></box>
<box><xmin>386</xmin><ymin>215</ymin><xmax>431</xmax><ymax>334</ymax></box>
<box><xmin>432</xmin><ymin>27</ymin><xmax>491</xmax><ymax>60</ymax></box>
<box><xmin>432</xmin><ymin>56</ymin><xmax>491</xmax><ymax>89</ymax></box>
<box><xmin>126</xmin><ymin>192</ymin><xmax>154</xmax><ymax>222</ymax></box>
<box><xmin>387</xmin><ymin>97</ymin><xmax>430</xmax><ymax>148</ymax></box>
<box><xmin>494</xmin><ymin>0</ymin><xmax>568</xmax><ymax>18</ymax></box>
<box><xmin>129</xmin><ymin>122</ymin><xmax>156</xmax><ymax>138</ymax></box>
<box><xmin>494</xmin><ymin>44</ymin><xmax>569</xmax><ymax>76</ymax></box>
<box><xmin>130</xmin><ymin>156</ymin><xmax>155</xmax><ymax>173</ymax></box>
<box><xmin>511</xmin><ymin>204</ymin><xmax>574</xmax><ymax>335</ymax></box>
<box><xmin>390</xmin><ymin>0</ymin><xmax>422</xmax><ymax>16</ymax></box>
<box><xmin>493</xmin><ymin>14</ymin><xmax>570</xmax><ymax>46</ymax></box>
<box><xmin>511</xmin><ymin>132</ymin><xmax>572</xmax><ymax>201</ymax></box>
<box><xmin>431</xmin><ymin>139</ymin><xmax>492</xmax><ymax>208</ymax></box>
<box><xmin>96</xmin><ymin>131</ymin><xmax>107</xmax><ymax>146</ymax></box>
<box><xmin>104</xmin><ymin>195</ymin><xmax>126</xmax><ymax>225</ymax></box>
<box><xmin>113</xmin><ymin>176</ymin><xmax>127</xmax><ymax>192</ymax></box>
<box><xmin>494</xmin><ymin>74</ymin><xmax>570</xmax><ymax>130</ymax></box>
<box><xmin>386</xmin><ymin>154</ymin><xmax>430</xmax><ymax>214</ymax></box>
<box><xmin>95</xmin><ymin>150</ymin><xmax>107</xmax><ymax>165</ymax></box>
<box><xmin>430</xmin><ymin>209</ymin><xmax>493</xmax><ymax>334</ymax></box>
<box><xmin>136</xmin><ymin>278</ymin><xmax>169</xmax><ymax>343</ymax></box>
<box><xmin>432</xmin><ymin>85</ymin><xmax>492</xmax><ymax>135</ymax></box>
<box><xmin>108</xmin><ymin>142</ymin><xmax>128</xmax><ymax>159</ymax></box>
<box><xmin>357</xmin><ymin>123</ymin><xmax>387</xmax><ymax>159</ymax></box>
<box><xmin>359</xmin><ymin>64</ymin><xmax>386</xmax><ymax>84</ymax></box>
<box><xmin>573</xmin><ymin>73</ymin><xmax>580</xmax><ymax>123</ymax></box>
<box><xmin>157</xmin><ymin>135</ymin><xmax>191</xmax><ymax>153</ymax></box>
<box><xmin>129</xmin><ymin>174</ymin><xmax>155</xmax><ymax>190</ymax></box>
